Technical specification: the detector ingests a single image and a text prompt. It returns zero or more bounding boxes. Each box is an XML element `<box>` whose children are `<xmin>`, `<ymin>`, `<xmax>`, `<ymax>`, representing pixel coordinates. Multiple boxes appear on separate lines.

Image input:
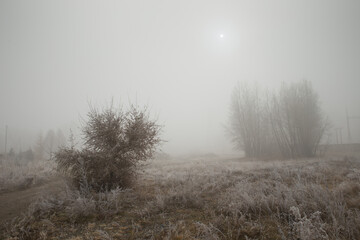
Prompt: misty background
<box><xmin>1</xmin><ymin>0</ymin><xmax>360</xmax><ymax>156</ymax></box>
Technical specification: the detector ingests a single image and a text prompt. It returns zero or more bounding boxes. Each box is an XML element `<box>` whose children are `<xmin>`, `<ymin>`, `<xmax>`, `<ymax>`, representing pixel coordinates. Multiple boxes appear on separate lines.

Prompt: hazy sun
<box><xmin>219</xmin><ymin>34</ymin><xmax>224</xmax><ymax>38</ymax></box>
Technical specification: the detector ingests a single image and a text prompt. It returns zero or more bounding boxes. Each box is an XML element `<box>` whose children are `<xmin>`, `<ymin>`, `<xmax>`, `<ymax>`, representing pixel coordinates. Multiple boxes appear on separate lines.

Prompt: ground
<box><xmin>1</xmin><ymin>146</ymin><xmax>360</xmax><ymax>239</ymax></box>
<box><xmin>0</xmin><ymin>177</ymin><xmax>65</xmax><ymax>224</ymax></box>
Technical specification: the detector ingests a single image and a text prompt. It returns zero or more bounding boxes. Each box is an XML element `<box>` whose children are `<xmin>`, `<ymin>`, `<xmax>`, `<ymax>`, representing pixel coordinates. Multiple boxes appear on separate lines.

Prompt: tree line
<box><xmin>1</xmin><ymin>129</ymin><xmax>66</xmax><ymax>163</ymax></box>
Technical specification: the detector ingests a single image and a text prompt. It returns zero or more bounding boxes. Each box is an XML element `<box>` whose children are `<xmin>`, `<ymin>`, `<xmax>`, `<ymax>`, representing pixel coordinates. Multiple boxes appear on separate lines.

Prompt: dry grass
<box><xmin>0</xmin><ymin>159</ymin><xmax>56</xmax><ymax>193</ymax></box>
<box><xmin>2</xmin><ymin>155</ymin><xmax>360</xmax><ymax>239</ymax></box>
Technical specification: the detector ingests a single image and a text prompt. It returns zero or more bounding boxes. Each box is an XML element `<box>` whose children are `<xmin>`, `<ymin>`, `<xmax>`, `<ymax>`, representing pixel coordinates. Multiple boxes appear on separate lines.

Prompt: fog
<box><xmin>1</xmin><ymin>0</ymin><xmax>360</xmax><ymax>155</ymax></box>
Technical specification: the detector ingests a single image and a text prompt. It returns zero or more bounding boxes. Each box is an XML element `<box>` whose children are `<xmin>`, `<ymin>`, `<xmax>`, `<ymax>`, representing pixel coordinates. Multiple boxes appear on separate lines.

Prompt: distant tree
<box><xmin>8</xmin><ymin>148</ymin><xmax>15</xmax><ymax>160</ymax></box>
<box><xmin>34</xmin><ymin>132</ymin><xmax>45</xmax><ymax>161</ymax></box>
<box><xmin>229</xmin><ymin>80</ymin><xmax>328</xmax><ymax>159</ymax></box>
<box><xmin>44</xmin><ymin>130</ymin><xmax>56</xmax><ymax>160</ymax></box>
<box><xmin>229</xmin><ymin>82</ymin><xmax>271</xmax><ymax>157</ymax></box>
<box><xmin>67</xmin><ymin>129</ymin><xmax>75</xmax><ymax>148</ymax></box>
<box><xmin>55</xmin><ymin>104</ymin><xmax>162</xmax><ymax>191</ymax></box>
<box><xmin>17</xmin><ymin>148</ymin><xmax>34</xmax><ymax>162</ymax></box>
<box><xmin>56</xmin><ymin>129</ymin><xmax>66</xmax><ymax>149</ymax></box>
<box><xmin>23</xmin><ymin>148</ymin><xmax>34</xmax><ymax>161</ymax></box>
<box><xmin>268</xmin><ymin>80</ymin><xmax>329</xmax><ymax>158</ymax></box>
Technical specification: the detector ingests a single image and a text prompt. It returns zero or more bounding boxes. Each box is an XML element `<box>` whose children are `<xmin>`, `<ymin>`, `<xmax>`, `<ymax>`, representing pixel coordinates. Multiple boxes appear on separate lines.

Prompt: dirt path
<box><xmin>0</xmin><ymin>178</ymin><xmax>66</xmax><ymax>225</ymax></box>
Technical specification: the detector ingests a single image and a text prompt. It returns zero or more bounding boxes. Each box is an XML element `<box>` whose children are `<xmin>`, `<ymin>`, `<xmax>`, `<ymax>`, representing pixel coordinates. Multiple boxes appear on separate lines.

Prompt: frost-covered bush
<box><xmin>55</xmin><ymin>104</ymin><xmax>161</xmax><ymax>191</ymax></box>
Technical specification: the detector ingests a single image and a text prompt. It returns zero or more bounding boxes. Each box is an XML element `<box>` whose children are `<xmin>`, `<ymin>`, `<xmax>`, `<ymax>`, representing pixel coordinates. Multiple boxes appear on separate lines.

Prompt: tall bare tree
<box><xmin>268</xmin><ymin>80</ymin><xmax>328</xmax><ymax>158</ymax></box>
<box><xmin>230</xmin><ymin>80</ymin><xmax>328</xmax><ymax>159</ymax></box>
<box><xmin>229</xmin><ymin>82</ymin><xmax>270</xmax><ymax>157</ymax></box>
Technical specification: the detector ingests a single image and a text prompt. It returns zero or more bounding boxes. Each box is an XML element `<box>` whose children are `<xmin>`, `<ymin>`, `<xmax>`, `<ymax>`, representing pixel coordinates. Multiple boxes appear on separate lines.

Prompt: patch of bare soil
<box><xmin>0</xmin><ymin>177</ymin><xmax>66</xmax><ymax>225</ymax></box>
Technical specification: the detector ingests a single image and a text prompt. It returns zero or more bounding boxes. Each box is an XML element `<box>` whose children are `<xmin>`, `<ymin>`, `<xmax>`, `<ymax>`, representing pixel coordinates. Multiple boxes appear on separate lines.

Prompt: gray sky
<box><xmin>1</xmin><ymin>0</ymin><xmax>360</xmax><ymax>154</ymax></box>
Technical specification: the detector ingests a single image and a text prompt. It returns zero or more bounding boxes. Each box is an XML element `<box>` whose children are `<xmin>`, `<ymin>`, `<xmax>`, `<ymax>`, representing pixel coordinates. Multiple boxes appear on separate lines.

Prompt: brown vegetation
<box><xmin>55</xmin><ymin>104</ymin><xmax>161</xmax><ymax>191</ymax></box>
<box><xmin>3</xmin><ymin>155</ymin><xmax>360</xmax><ymax>240</ymax></box>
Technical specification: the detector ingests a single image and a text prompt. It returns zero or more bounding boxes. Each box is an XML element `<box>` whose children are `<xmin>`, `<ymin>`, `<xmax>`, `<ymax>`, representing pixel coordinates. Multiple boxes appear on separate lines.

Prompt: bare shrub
<box><xmin>55</xmin><ymin>104</ymin><xmax>161</xmax><ymax>191</ymax></box>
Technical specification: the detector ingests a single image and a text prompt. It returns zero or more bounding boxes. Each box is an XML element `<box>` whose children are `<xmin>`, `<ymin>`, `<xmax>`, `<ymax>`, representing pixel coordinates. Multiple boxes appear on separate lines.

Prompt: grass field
<box><xmin>1</xmin><ymin>146</ymin><xmax>360</xmax><ymax>239</ymax></box>
<box><xmin>0</xmin><ymin>159</ymin><xmax>57</xmax><ymax>194</ymax></box>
